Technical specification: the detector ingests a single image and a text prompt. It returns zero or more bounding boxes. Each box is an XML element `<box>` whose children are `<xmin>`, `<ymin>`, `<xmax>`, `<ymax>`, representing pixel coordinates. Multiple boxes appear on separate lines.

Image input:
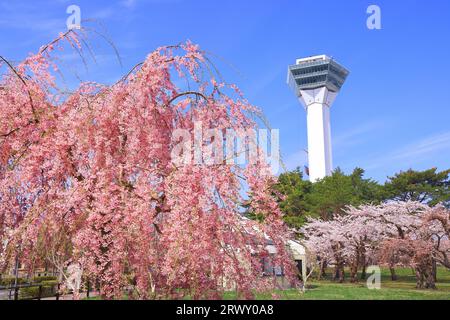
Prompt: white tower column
<box><xmin>287</xmin><ymin>54</ymin><xmax>349</xmax><ymax>183</ymax></box>
<box><xmin>306</xmin><ymin>103</ymin><xmax>332</xmax><ymax>181</ymax></box>
<box><xmin>299</xmin><ymin>87</ymin><xmax>337</xmax><ymax>182</ymax></box>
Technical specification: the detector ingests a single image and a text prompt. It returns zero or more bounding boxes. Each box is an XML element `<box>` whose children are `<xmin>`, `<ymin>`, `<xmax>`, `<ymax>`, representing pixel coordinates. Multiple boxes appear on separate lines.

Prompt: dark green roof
<box><xmin>288</xmin><ymin>57</ymin><xmax>349</xmax><ymax>94</ymax></box>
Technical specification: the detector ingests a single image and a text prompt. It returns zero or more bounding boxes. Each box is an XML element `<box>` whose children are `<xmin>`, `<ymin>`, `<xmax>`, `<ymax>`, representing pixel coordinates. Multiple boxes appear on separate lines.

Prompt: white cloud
<box><xmin>366</xmin><ymin>131</ymin><xmax>450</xmax><ymax>170</ymax></box>
<box><xmin>121</xmin><ymin>0</ymin><xmax>137</xmax><ymax>8</ymax></box>
<box><xmin>333</xmin><ymin>120</ymin><xmax>386</xmax><ymax>150</ymax></box>
<box><xmin>391</xmin><ymin>131</ymin><xmax>450</xmax><ymax>161</ymax></box>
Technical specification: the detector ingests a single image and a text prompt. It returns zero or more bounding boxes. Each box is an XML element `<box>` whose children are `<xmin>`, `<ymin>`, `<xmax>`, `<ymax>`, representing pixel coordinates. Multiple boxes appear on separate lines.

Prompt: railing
<box><xmin>0</xmin><ymin>281</ymin><xmax>93</xmax><ymax>300</ymax></box>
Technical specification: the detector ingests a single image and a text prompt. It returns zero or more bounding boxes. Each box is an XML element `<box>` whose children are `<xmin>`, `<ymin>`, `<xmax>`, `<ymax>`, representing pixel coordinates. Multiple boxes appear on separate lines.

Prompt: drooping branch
<box><xmin>0</xmin><ymin>55</ymin><xmax>38</xmax><ymax>122</ymax></box>
<box><xmin>39</xmin><ymin>29</ymin><xmax>75</xmax><ymax>55</ymax></box>
<box><xmin>166</xmin><ymin>91</ymin><xmax>208</xmax><ymax>107</ymax></box>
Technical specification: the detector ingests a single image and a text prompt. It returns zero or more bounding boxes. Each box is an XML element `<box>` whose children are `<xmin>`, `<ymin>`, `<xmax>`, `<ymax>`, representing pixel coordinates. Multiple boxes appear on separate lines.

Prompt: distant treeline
<box><xmin>253</xmin><ymin>167</ymin><xmax>450</xmax><ymax>228</ymax></box>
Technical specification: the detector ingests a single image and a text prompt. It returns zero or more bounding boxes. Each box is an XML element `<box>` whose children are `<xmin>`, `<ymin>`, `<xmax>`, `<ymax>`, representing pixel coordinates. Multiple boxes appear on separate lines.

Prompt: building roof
<box><xmin>287</xmin><ymin>55</ymin><xmax>349</xmax><ymax>94</ymax></box>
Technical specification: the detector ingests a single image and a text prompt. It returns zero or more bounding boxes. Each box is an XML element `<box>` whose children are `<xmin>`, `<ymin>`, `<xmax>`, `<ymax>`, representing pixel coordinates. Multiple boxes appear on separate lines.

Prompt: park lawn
<box><xmin>250</xmin><ymin>282</ymin><xmax>450</xmax><ymax>300</ymax></box>
<box><xmin>223</xmin><ymin>267</ymin><xmax>450</xmax><ymax>300</ymax></box>
<box><xmin>85</xmin><ymin>267</ymin><xmax>450</xmax><ymax>300</ymax></box>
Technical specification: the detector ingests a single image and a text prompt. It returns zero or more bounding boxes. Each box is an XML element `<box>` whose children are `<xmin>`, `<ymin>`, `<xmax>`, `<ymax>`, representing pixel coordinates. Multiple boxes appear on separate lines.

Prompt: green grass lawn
<box><xmin>246</xmin><ymin>267</ymin><xmax>450</xmax><ymax>300</ymax></box>
<box><xmin>251</xmin><ymin>282</ymin><xmax>450</xmax><ymax>300</ymax></box>
<box><xmin>85</xmin><ymin>267</ymin><xmax>450</xmax><ymax>300</ymax></box>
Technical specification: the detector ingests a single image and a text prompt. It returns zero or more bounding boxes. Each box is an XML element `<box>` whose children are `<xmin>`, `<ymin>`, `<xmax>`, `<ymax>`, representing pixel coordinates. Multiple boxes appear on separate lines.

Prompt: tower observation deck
<box><xmin>287</xmin><ymin>55</ymin><xmax>349</xmax><ymax>182</ymax></box>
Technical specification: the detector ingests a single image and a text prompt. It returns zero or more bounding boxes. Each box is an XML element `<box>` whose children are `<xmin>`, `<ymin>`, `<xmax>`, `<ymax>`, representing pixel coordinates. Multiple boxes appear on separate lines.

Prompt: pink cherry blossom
<box><xmin>0</xmin><ymin>32</ymin><xmax>296</xmax><ymax>299</ymax></box>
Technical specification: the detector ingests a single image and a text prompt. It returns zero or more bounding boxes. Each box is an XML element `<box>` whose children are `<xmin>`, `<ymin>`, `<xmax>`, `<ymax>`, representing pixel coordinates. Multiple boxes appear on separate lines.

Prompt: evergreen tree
<box><xmin>306</xmin><ymin>168</ymin><xmax>383</xmax><ymax>220</ymax></box>
<box><xmin>384</xmin><ymin>168</ymin><xmax>450</xmax><ymax>207</ymax></box>
<box><xmin>272</xmin><ymin>168</ymin><xmax>312</xmax><ymax>227</ymax></box>
<box><xmin>273</xmin><ymin>167</ymin><xmax>383</xmax><ymax>226</ymax></box>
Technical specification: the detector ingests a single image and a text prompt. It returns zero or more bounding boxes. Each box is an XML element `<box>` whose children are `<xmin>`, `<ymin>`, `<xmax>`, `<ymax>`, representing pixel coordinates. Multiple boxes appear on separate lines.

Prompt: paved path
<box><xmin>42</xmin><ymin>291</ymin><xmax>100</xmax><ymax>300</ymax></box>
<box><xmin>0</xmin><ymin>289</ymin><xmax>12</xmax><ymax>300</ymax></box>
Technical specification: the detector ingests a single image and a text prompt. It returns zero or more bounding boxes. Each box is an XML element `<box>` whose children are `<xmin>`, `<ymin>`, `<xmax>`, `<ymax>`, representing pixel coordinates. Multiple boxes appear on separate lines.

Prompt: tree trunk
<box><xmin>318</xmin><ymin>260</ymin><xmax>327</xmax><ymax>280</ymax></box>
<box><xmin>333</xmin><ymin>267</ymin><xmax>338</xmax><ymax>281</ymax></box>
<box><xmin>317</xmin><ymin>261</ymin><xmax>324</xmax><ymax>281</ymax></box>
<box><xmin>389</xmin><ymin>266</ymin><xmax>397</xmax><ymax>281</ymax></box>
<box><xmin>432</xmin><ymin>259</ymin><xmax>437</xmax><ymax>283</ymax></box>
<box><xmin>350</xmin><ymin>268</ymin><xmax>358</xmax><ymax>283</ymax></box>
<box><xmin>424</xmin><ymin>263</ymin><xmax>437</xmax><ymax>289</ymax></box>
<box><xmin>350</xmin><ymin>259</ymin><xmax>359</xmax><ymax>283</ymax></box>
<box><xmin>415</xmin><ymin>265</ymin><xmax>436</xmax><ymax>290</ymax></box>
<box><xmin>338</xmin><ymin>267</ymin><xmax>345</xmax><ymax>283</ymax></box>
<box><xmin>425</xmin><ymin>271</ymin><xmax>436</xmax><ymax>289</ymax></box>
<box><xmin>361</xmin><ymin>264</ymin><xmax>367</xmax><ymax>280</ymax></box>
<box><xmin>321</xmin><ymin>261</ymin><xmax>327</xmax><ymax>277</ymax></box>
<box><xmin>415</xmin><ymin>269</ymin><xmax>424</xmax><ymax>289</ymax></box>
<box><xmin>334</xmin><ymin>263</ymin><xmax>345</xmax><ymax>283</ymax></box>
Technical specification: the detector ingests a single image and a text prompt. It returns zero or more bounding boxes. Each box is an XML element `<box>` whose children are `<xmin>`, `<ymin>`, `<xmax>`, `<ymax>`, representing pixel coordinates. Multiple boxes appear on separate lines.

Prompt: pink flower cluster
<box><xmin>0</xmin><ymin>33</ymin><xmax>295</xmax><ymax>299</ymax></box>
<box><xmin>302</xmin><ymin>201</ymin><xmax>449</xmax><ymax>285</ymax></box>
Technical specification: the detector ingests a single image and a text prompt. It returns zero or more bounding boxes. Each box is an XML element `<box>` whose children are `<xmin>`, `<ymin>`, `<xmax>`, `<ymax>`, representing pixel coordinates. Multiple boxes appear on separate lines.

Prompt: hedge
<box><xmin>1</xmin><ymin>275</ymin><xmax>58</xmax><ymax>287</ymax></box>
<box><xmin>18</xmin><ymin>281</ymin><xmax>58</xmax><ymax>300</ymax></box>
<box><xmin>32</xmin><ymin>276</ymin><xmax>58</xmax><ymax>283</ymax></box>
<box><xmin>0</xmin><ymin>276</ymin><xmax>27</xmax><ymax>287</ymax></box>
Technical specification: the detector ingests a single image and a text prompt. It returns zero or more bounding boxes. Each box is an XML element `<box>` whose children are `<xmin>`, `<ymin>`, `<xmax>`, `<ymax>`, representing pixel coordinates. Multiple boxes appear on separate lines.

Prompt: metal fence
<box><xmin>0</xmin><ymin>281</ymin><xmax>93</xmax><ymax>300</ymax></box>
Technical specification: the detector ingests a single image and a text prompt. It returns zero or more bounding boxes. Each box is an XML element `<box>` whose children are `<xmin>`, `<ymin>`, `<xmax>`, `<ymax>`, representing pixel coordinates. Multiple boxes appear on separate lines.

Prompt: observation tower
<box><xmin>287</xmin><ymin>55</ymin><xmax>349</xmax><ymax>182</ymax></box>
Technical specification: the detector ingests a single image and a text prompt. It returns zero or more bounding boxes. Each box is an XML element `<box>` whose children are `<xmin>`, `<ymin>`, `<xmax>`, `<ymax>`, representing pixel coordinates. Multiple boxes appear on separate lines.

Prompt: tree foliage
<box><xmin>302</xmin><ymin>201</ymin><xmax>450</xmax><ymax>288</ymax></box>
<box><xmin>272</xmin><ymin>168</ymin><xmax>312</xmax><ymax>226</ymax></box>
<box><xmin>384</xmin><ymin>168</ymin><xmax>450</xmax><ymax>207</ymax></box>
<box><xmin>275</xmin><ymin>167</ymin><xmax>383</xmax><ymax>227</ymax></box>
<box><xmin>307</xmin><ymin>168</ymin><xmax>383</xmax><ymax>220</ymax></box>
<box><xmin>0</xmin><ymin>32</ymin><xmax>296</xmax><ymax>299</ymax></box>
<box><xmin>275</xmin><ymin>166</ymin><xmax>450</xmax><ymax>228</ymax></box>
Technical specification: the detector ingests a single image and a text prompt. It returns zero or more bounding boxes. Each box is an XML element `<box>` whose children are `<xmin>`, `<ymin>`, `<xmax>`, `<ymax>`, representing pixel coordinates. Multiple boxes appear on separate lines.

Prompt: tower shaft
<box><xmin>287</xmin><ymin>55</ymin><xmax>349</xmax><ymax>183</ymax></box>
<box><xmin>306</xmin><ymin>102</ymin><xmax>332</xmax><ymax>182</ymax></box>
<box><xmin>299</xmin><ymin>87</ymin><xmax>336</xmax><ymax>182</ymax></box>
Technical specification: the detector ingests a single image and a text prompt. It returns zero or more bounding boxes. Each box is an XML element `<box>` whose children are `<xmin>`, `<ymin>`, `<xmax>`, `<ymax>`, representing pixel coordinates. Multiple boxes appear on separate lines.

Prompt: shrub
<box><xmin>18</xmin><ymin>286</ymin><xmax>39</xmax><ymax>300</ymax></box>
<box><xmin>0</xmin><ymin>276</ymin><xmax>27</xmax><ymax>287</ymax></box>
<box><xmin>41</xmin><ymin>280</ymin><xmax>58</xmax><ymax>297</ymax></box>
<box><xmin>32</xmin><ymin>276</ymin><xmax>57</xmax><ymax>283</ymax></box>
<box><xmin>18</xmin><ymin>281</ymin><xmax>58</xmax><ymax>300</ymax></box>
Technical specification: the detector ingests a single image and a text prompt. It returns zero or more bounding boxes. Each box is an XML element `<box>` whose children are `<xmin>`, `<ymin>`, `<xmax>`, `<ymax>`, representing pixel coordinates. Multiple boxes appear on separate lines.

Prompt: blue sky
<box><xmin>1</xmin><ymin>0</ymin><xmax>449</xmax><ymax>182</ymax></box>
